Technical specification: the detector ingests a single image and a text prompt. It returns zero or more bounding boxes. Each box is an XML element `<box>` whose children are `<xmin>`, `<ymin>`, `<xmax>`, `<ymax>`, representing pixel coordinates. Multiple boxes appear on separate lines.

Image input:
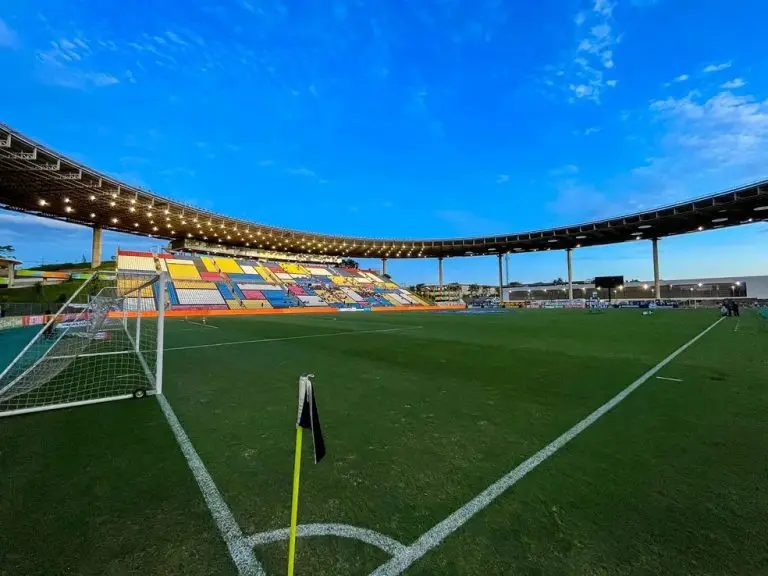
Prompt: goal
<box><xmin>0</xmin><ymin>271</ymin><xmax>167</xmax><ymax>417</ymax></box>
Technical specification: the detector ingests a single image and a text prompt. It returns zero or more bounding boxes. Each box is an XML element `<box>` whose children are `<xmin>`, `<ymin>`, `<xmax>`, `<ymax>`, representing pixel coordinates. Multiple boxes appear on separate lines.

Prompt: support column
<box><xmin>7</xmin><ymin>263</ymin><xmax>14</xmax><ymax>288</ymax></box>
<box><xmin>381</xmin><ymin>258</ymin><xmax>388</xmax><ymax>276</ymax></box>
<box><xmin>567</xmin><ymin>248</ymin><xmax>573</xmax><ymax>300</ymax></box>
<box><xmin>652</xmin><ymin>238</ymin><xmax>660</xmax><ymax>299</ymax></box>
<box><xmin>91</xmin><ymin>225</ymin><xmax>103</xmax><ymax>269</ymax></box>
<box><xmin>497</xmin><ymin>254</ymin><xmax>504</xmax><ymax>300</ymax></box>
<box><xmin>438</xmin><ymin>257</ymin><xmax>444</xmax><ymax>292</ymax></box>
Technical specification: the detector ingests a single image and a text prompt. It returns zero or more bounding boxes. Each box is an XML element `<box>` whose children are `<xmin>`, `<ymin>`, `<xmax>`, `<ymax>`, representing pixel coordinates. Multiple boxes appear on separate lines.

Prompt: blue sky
<box><xmin>0</xmin><ymin>0</ymin><xmax>766</xmax><ymax>285</ymax></box>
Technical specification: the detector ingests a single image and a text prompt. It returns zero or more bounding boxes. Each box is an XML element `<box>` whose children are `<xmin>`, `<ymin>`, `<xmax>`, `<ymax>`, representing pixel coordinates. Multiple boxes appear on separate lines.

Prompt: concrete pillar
<box><xmin>566</xmin><ymin>248</ymin><xmax>574</xmax><ymax>300</ymax></box>
<box><xmin>497</xmin><ymin>254</ymin><xmax>504</xmax><ymax>300</ymax></box>
<box><xmin>652</xmin><ymin>238</ymin><xmax>660</xmax><ymax>299</ymax></box>
<box><xmin>91</xmin><ymin>225</ymin><xmax>103</xmax><ymax>269</ymax></box>
<box><xmin>381</xmin><ymin>258</ymin><xmax>388</xmax><ymax>276</ymax></box>
<box><xmin>438</xmin><ymin>257</ymin><xmax>444</xmax><ymax>292</ymax></box>
<box><xmin>7</xmin><ymin>263</ymin><xmax>14</xmax><ymax>288</ymax></box>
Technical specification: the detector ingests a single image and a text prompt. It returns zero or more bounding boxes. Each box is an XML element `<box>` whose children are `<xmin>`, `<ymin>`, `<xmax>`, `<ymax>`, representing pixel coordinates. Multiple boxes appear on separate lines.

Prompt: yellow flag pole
<box><xmin>287</xmin><ymin>426</ymin><xmax>304</xmax><ymax>576</ymax></box>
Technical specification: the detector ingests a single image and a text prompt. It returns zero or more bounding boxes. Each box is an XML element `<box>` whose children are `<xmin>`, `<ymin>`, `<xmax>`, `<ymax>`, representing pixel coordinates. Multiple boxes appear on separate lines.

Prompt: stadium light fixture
<box><xmin>110</xmin><ymin>201</ymin><xmax>116</xmax><ymax>207</ymax></box>
<box><xmin>89</xmin><ymin>194</ymin><xmax>96</xmax><ymax>201</ymax></box>
<box><xmin>130</xmin><ymin>198</ymin><xmax>136</xmax><ymax>204</ymax></box>
<box><xmin>129</xmin><ymin>207</ymin><xmax>135</xmax><ymax>213</ymax></box>
<box><xmin>38</xmin><ymin>199</ymin><xmax>47</xmax><ymax>206</ymax></box>
<box><xmin>111</xmin><ymin>217</ymin><xmax>118</xmax><ymax>224</ymax></box>
<box><xmin>697</xmin><ymin>226</ymin><xmax>704</xmax><ymax>231</ymax></box>
<box><xmin>698</xmin><ymin>282</ymin><xmax>703</xmax><ymax>287</ymax></box>
<box><xmin>134</xmin><ymin>223</ymin><xmax>139</xmax><ymax>227</ymax></box>
<box><xmin>164</xmin><ymin>209</ymin><xmax>169</xmax><ymax>215</ymax></box>
<box><xmin>90</xmin><ymin>213</ymin><xmax>95</xmax><ymax>218</ymax></box>
<box><xmin>736</xmin><ymin>281</ymin><xmax>741</xmax><ymax>286</ymax></box>
<box><xmin>754</xmin><ymin>205</ymin><xmax>768</xmax><ymax>211</ymax></box>
<box><xmin>147</xmin><ymin>211</ymin><xmax>152</xmax><ymax>217</ymax></box>
<box><xmin>64</xmin><ymin>206</ymin><xmax>73</xmax><ymax>213</ymax></box>
<box><xmin>712</xmin><ymin>217</ymin><xmax>728</xmax><ymax>223</ymax></box>
<box><xmin>643</xmin><ymin>284</ymin><xmax>649</xmax><ymax>290</ymax></box>
<box><xmin>638</xmin><ymin>224</ymin><xmax>652</xmax><ymax>229</ymax></box>
<box><xmin>112</xmin><ymin>192</ymin><xmax>118</xmax><ymax>198</ymax></box>
<box><xmin>64</xmin><ymin>197</ymin><xmax>70</xmax><ymax>203</ymax></box>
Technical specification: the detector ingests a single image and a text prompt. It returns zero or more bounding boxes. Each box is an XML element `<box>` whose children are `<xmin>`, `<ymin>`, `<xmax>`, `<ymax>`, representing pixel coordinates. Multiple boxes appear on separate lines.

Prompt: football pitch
<box><xmin>2</xmin><ymin>309</ymin><xmax>767</xmax><ymax>575</ymax></box>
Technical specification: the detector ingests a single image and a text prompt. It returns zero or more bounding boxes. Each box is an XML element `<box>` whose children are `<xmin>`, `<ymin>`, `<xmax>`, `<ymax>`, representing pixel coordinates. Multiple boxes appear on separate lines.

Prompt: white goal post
<box><xmin>0</xmin><ymin>271</ymin><xmax>167</xmax><ymax>418</ymax></box>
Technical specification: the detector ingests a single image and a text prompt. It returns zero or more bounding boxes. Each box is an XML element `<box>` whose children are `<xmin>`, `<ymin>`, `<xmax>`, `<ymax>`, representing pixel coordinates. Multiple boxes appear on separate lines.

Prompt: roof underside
<box><xmin>1</xmin><ymin>123</ymin><xmax>767</xmax><ymax>259</ymax></box>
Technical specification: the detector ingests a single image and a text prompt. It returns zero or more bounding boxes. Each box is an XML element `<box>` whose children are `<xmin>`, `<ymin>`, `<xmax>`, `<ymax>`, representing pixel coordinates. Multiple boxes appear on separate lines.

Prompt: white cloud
<box><xmin>288</xmin><ymin>167</ymin><xmax>318</xmax><ymax>178</ymax></box>
<box><xmin>645</xmin><ymin>89</ymin><xmax>768</xmax><ymax>183</ymax></box>
<box><xmin>547</xmin><ymin>1</ymin><xmax>619</xmax><ymax>104</ymax></box>
<box><xmin>703</xmin><ymin>61</ymin><xmax>732</xmax><ymax>73</ymax></box>
<box><xmin>593</xmin><ymin>0</ymin><xmax>615</xmax><ymax>17</ymax></box>
<box><xmin>165</xmin><ymin>31</ymin><xmax>190</xmax><ymax>47</ymax></box>
<box><xmin>674</xmin><ymin>74</ymin><xmax>689</xmax><ymax>82</ymax></box>
<box><xmin>583</xmin><ymin>126</ymin><xmax>601</xmax><ymax>136</ymax></box>
<box><xmin>36</xmin><ymin>38</ymin><xmax>120</xmax><ymax>89</ymax></box>
<box><xmin>496</xmin><ymin>174</ymin><xmax>510</xmax><ymax>184</ymax></box>
<box><xmin>549</xmin><ymin>164</ymin><xmax>579</xmax><ymax>177</ymax></box>
<box><xmin>0</xmin><ymin>18</ymin><xmax>19</xmax><ymax>49</ymax></box>
<box><xmin>720</xmin><ymin>78</ymin><xmax>746</xmax><ymax>89</ymax></box>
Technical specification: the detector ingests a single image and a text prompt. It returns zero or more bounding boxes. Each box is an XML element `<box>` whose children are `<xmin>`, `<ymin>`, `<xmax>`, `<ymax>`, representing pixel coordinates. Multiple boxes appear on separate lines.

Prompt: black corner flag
<box><xmin>297</xmin><ymin>374</ymin><xmax>325</xmax><ymax>464</ymax></box>
<box><xmin>288</xmin><ymin>374</ymin><xmax>326</xmax><ymax>575</ymax></box>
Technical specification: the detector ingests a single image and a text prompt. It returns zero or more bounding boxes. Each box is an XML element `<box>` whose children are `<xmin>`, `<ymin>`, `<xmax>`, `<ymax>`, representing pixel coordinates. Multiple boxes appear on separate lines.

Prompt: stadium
<box><xmin>1</xmin><ymin>115</ymin><xmax>767</xmax><ymax>576</ymax></box>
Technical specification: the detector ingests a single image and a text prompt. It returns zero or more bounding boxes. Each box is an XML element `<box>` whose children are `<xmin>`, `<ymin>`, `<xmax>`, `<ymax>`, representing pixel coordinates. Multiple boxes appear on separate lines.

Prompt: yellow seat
<box><xmin>168</xmin><ymin>263</ymin><xmax>202</xmax><ymax>281</ymax></box>
<box><xmin>214</xmin><ymin>258</ymin><xmax>242</xmax><ymax>274</ymax></box>
<box><xmin>199</xmin><ymin>257</ymin><xmax>217</xmax><ymax>272</ymax></box>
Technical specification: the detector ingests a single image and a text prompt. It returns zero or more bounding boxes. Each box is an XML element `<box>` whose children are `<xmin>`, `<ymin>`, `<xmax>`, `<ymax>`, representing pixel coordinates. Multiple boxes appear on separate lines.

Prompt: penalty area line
<box><xmin>165</xmin><ymin>326</ymin><xmax>422</xmax><ymax>352</ymax></box>
<box><xmin>656</xmin><ymin>376</ymin><xmax>683</xmax><ymax>382</ymax></box>
<box><xmin>369</xmin><ymin>317</ymin><xmax>725</xmax><ymax>576</ymax></box>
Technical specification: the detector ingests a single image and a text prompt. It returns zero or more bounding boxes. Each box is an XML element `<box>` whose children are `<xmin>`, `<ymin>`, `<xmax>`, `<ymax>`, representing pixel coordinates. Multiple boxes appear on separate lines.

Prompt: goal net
<box><xmin>0</xmin><ymin>271</ymin><xmax>167</xmax><ymax>417</ymax></box>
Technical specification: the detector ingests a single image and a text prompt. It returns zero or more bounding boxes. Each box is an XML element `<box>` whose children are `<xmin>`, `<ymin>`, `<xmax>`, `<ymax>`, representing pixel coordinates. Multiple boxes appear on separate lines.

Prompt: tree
<box><xmin>553</xmin><ymin>277</ymin><xmax>565</xmax><ymax>285</ymax></box>
<box><xmin>340</xmin><ymin>258</ymin><xmax>359</xmax><ymax>269</ymax></box>
<box><xmin>0</xmin><ymin>245</ymin><xmax>14</xmax><ymax>256</ymax></box>
<box><xmin>469</xmin><ymin>283</ymin><xmax>479</xmax><ymax>295</ymax></box>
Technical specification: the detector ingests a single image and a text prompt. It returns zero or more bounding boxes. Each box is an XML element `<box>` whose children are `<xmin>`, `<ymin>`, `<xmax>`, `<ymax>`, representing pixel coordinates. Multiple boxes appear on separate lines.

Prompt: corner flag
<box><xmin>287</xmin><ymin>374</ymin><xmax>326</xmax><ymax>576</ymax></box>
<box><xmin>297</xmin><ymin>373</ymin><xmax>325</xmax><ymax>463</ymax></box>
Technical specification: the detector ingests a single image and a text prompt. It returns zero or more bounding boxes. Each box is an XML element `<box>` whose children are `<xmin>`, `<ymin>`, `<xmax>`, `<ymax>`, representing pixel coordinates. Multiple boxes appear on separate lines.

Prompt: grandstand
<box><xmin>115</xmin><ymin>250</ymin><xmax>430</xmax><ymax>312</ymax></box>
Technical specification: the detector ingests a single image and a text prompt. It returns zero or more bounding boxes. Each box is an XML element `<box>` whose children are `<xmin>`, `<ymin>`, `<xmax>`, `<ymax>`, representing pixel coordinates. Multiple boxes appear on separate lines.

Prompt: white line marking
<box><xmin>156</xmin><ymin>395</ymin><xmax>264</xmax><ymax>576</ymax></box>
<box><xmin>245</xmin><ymin>523</ymin><xmax>408</xmax><ymax>557</ymax></box>
<box><xmin>734</xmin><ymin>319</ymin><xmax>740</xmax><ymax>332</ymax></box>
<box><xmin>369</xmin><ymin>317</ymin><xmax>725</xmax><ymax>576</ymax></box>
<box><xmin>655</xmin><ymin>376</ymin><xmax>683</xmax><ymax>382</ymax></box>
<box><xmin>165</xmin><ymin>326</ymin><xmax>420</xmax><ymax>352</ymax></box>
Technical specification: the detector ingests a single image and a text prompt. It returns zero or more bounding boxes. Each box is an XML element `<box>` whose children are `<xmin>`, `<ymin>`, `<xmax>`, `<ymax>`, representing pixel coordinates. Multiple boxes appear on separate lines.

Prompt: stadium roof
<box><xmin>1</xmin><ymin>122</ymin><xmax>767</xmax><ymax>259</ymax></box>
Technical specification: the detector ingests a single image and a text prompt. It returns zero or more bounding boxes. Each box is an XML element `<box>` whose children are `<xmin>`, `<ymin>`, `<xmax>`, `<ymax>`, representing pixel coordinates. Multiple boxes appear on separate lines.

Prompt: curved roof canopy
<box><xmin>1</xmin><ymin>123</ymin><xmax>767</xmax><ymax>259</ymax></box>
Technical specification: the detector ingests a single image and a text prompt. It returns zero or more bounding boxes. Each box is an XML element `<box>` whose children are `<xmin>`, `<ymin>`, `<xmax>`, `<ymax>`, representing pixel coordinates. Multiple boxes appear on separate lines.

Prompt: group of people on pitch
<box><xmin>720</xmin><ymin>300</ymin><xmax>740</xmax><ymax>317</ymax></box>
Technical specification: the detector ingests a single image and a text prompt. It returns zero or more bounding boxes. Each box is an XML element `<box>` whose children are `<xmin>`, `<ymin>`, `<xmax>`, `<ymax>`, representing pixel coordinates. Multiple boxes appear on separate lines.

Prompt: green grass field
<box><xmin>1</xmin><ymin>309</ymin><xmax>767</xmax><ymax>575</ymax></box>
